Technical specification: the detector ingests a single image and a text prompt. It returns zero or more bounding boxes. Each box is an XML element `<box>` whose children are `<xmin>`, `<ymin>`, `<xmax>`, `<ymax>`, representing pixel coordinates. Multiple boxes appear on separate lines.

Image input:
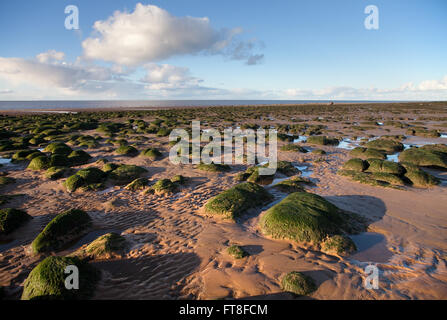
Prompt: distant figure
<box><xmin>329</xmin><ymin>101</ymin><xmax>334</xmax><ymax>106</ymax></box>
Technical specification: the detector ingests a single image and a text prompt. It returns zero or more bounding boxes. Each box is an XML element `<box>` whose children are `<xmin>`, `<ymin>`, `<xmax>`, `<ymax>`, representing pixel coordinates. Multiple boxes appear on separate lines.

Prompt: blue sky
<box><xmin>0</xmin><ymin>0</ymin><xmax>446</xmax><ymax>100</ymax></box>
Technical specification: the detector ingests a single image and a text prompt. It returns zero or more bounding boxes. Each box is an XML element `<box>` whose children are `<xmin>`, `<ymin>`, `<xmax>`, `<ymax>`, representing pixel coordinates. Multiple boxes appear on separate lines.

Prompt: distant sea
<box><xmin>0</xmin><ymin>100</ymin><xmax>402</xmax><ymax>111</ymax></box>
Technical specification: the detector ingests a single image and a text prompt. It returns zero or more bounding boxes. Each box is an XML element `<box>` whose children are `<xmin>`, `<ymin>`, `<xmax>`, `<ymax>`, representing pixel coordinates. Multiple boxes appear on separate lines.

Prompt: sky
<box><xmin>0</xmin><ymin>0</ymin><xmax>446</xmax><ymax>100</ymax></box>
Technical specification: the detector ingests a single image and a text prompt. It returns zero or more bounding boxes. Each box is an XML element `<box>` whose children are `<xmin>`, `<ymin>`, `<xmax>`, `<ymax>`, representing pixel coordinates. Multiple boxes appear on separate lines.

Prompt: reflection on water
<box><xmin>296</xmin><ymin>165</ymin><xmax>313</xmax><ymax>178</ymax></box>
<box><xmin>293</xmin><ymin>136</ymin><xmax>307</xmax><ymax>143</ymax></box>
<box><xmin>350</xmin><ymin>232</ymin><xmax>393</xmax><ymax>263</ymax></box>
<box><xmin>386</xmin><ymin>153</ymin><xmax>399</xmax><ymax>163</ymax></box>
<box><xmin>0</xmin><ymin>157</ymin><xmax>11</xmax><ymax>165</ymax></box>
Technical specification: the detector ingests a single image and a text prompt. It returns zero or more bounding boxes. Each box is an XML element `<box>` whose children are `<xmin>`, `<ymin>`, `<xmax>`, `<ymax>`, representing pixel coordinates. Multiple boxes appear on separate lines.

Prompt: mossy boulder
<box><xmin>337</xmin><ymin>170</ymin><xmax>397</xmax><ymax>188</ymax></box>
<box><xmin>44</xmin><ymin>166</ymin><xmax>72</xmax><ymax>180</ymax></box>
<box><xmin>276</xmin><ymin>161</ymin><xmax>300</xmax><ymax>176</ymax></box>
<box><xmin>420</xmin><ymin>144</ymin><xmax>447</xmax><ymax>154</ymax></box>
<box><xmin>67</xmin><ymin>150</ymin><xmax>92</xmax><ymax>166</ymax></box>
<box><xmin>370</xmin><ymin>172</ymin><xmax>406</xmax><ymax>186</ymax></box>
<box><xmin>260</xmin><ymin>192</ymin><xmax>355</xmax><ymax>244</ymax></box>
<box><xmin>27</xmin><ymin>156</ymin><xmax>50</xmax><ymax>170</ymax></box>
<box><xmin>75</xmin><ymin>168</ymin><xmax>106</xmax><ymax>184</ymax></box>
<box><xmin>307</xmin><ymin>136</ymin><xmax>339</xmax><ymax>146</ymax></box>
<box><xmin>349</xmin><ymin>147</ymin><xmax>386</xmax><ymax>160</ymax></box>
<box><xmin>21</xmin><ymin>256</ymin><xmax>99</xmax><ymax>300</ymax></box>
<box><xmin>281</xmin><ymin>271</ymin><xmax>317</xmax><ymax>296</ymax></box>
<box><xmin>399</xmin><ymin>148</ymin><xmax>447</xmax><ymax>169</ymax></box>
<box><xmin>64</xmin><ymin>174</ymin><xmax>85</xmax><ymax>192</ymax></box>
<box><xmin>12</xmin><ymin>150</ymin><xmax>35</xmax><ymax>162</ymax></box>
<box><xmin>43</xmin><ymin>142</ymin><xmax>72</xmax><ymax>156</ymax></box>
<box><xmin>197</xmin><ymin>163</ymin><xmax>231</xmax><ymax>172</ymax></box>
<box><xmin>342</xmin><ymin>158</ymin><xmax>369</xmax><ymax>172</ymax></box>
<box><xmin>246</xmin><ymin>167</ymin><xmax>275</xmax><ymax>184</ymax></box>
<box><xmin>149</xmin><ymin>179</ymin><xmax>178</xmax><ymax>194</ymax></box>
<box><xmin>73</xmin><ymin>233</ymin><xmax>126</xmax><ymax>260</ymax></box>
<box><xmin>141</xmin><ymin>148</ymin><xmax>162</xmax><ymax>160</ymax></box>
<box><xmin>366</xmin><ymin>159</ymin><xmax>405</xmax><ymax>175</ymax></box>
<box><xmin>0</xmin><ymin>208</ymin><xmax>32</xmax><ymax>235</ymax></box>
<box><xmin>406</xmin><ymin>128</ymin><xmax>440</xmax><ymax>138</ymax></box>
<box><xmin>227</xmin><ymin>245</ymin><xmax>249</xmax><ymax>259</ymax></box>
<box><xmin>49</xmin><ymin>154</ymin><xmax>70</xmax><ymax>167</ymax></box>
<box><xmin>401</xmin><ymin>162</ymin><xmax>440</xmax><ymax>187</ymax></box>
<box><xmin>365</xmin><ymin>139</ymin><xmax>404</xmax><ymax>154</ymax></box>
<box><xmin>204</xmin><ymin>182</ymin><xmax>272</xmax><ymax>220</ymax></box>
<box><xmin>171</xmin><ymin>175</ymin><xmax>186</xmax><ymax>184</ymax></box>
<box><xmin>273</xmin><ymin>176</ymin><xmax>312</xmax><ymax>193</ymax></box>
<box><xmin>102</xmin><ymin>163</ymin><xmax>119</xmax><ymax>173</ymax></box>
<box><xmin>280</xmin><ymin>144</ymin><xmax>308</xmax><ymax>153</ymax></box>
<box><xmin>311</xmin><ymin>149</ymin><xmax>326</xmax><ymax>155</ymax></box>
<box><xmin>109</xmin><ymin>165</ymin><xmax>148</xmax><ymax>185</ymax></box>
<box><xmin>31</xmin><ymin>209</ymin><xmax>91</xmax><ymax>253</ymax></box>
<box><xmin>321</xmin><ymin>235</ymin><xmax>357</xmax><ymax>256</ymax></box>
<box><xmin>115</xmin><ymin>145</ymin><xmax>139</xmax><ymax>156</ymax></box>
<box><xmin>125</xmin><ymin>178</ymin><xmax>148</xmax><ymax>191</ymax></box>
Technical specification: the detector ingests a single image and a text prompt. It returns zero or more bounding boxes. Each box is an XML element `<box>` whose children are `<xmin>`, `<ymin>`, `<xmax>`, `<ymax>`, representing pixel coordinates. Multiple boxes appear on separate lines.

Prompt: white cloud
<box><xmin>283</xmin><ymin>76</ymin><xmax>447</xmax><ymax>100</ymax></box>
<box><xmin>36</xmin><ymin>50</ymin><xmax>65</xmax><ymax>64</ymax></box>
<box><xmin>141</xmin><ymin>63</ymin><xmax>202</xmax><ymax>90</ymax></box>
<box><xmin>82</xmin><ymin>3</ymin><xmax>263</xmax><ymax>66</ymax></box>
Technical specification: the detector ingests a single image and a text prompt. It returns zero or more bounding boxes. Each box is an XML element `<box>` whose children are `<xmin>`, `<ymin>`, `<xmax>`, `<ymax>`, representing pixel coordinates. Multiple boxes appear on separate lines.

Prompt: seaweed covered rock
<box><xmin>43</xmin><ymin>142</ymin><xmax>72</xmax><ymax>156</ymax></box>
<box><xmin>337</xmin><ymin>170</ymin><xmax>400</xmax><ymax>188</ymax></box>
<box><xmin>321</xmin><ymin>235</ymin><xmax>357</xmax><ymax>256</ymax></box>
<box><xmin>365</xmin><ymin>139</ymin><xmax>404</xmax><ymax>154</ymax></box>
<box><xmin>276</xmin><ymin>161</ymin><xmax>300</xmax><ymax>176</ymax></box>
<box><xmin>102</xmin><ymin>162</ymin><xmax>119</xmax><ymax>173</ymax></box>
<box><xmin>171</xmin><ymin>175</ymin><xmax>186</xmax><ymax>184</ymax></box>
<box><xmin>342</xmin><ymin>158</ymin><xmax>369</xmax><ymax>172</ymax></box>
<box><xmin>49</xmin><ymin>154</ymin><xmax>70</xmax><ymax>167</ymax></box>
<box><xmin>406</xmin><ymin>128</ymin><xmax>440</xmax><ymax>138</ymax></box>
<box><xmin>21</xmin><ymin>256</ymin><xmax>99</xmax><ymax>300</ymax></box>
<box><xmin>0</xmin><ymin>208</ymin><xmax>32</xmax><ymax>235</ymax></box>
<box><xmin>370</xmin><ymin>172</ymin><xmax>406</xmax><ymax>186</ymax></box>
<box><xmin>67</xmin><ymin>150</ymin><xmax>92</xmax><ymax>166</ymax></box>
<box><xmin>27</xmin><ymin>156</ymin><xmax>50</xmax><ymax>170</ymax></box>
<box><xmin>12</xmin><ymin>150</ymin><xmax>36</xmax><ymax>162</ymax></box>
<box><xmin>31</xmin><ymin>209</ymin><xmax>91</xmax><ymax>253</ymax></box>
<box><xmin>349</xmin><ymin>147</ymin><xmax>386</xmax><ymax>160</ymax></box>
<box><xmin>149</xmin><ymin>179</ymin><xmax>178</xmax><ymax>194</ymax></box>
<box><xmin>125</xmin><ymin>178</ymin><xmax>148</xmax><ymax>191</ymax></box>
<box><xmin>204</xmin><ymin>182</ymin><xmax>272</xmax><ymax>220</ymax></box>
<box><xmin>281</xmin><ymin>271</ymin><xmax>317</xmax><ymax>296</ymax></box>
<box><xmin>115</xmin><ymin>145</ymin><xmax>139</xmax><ymax>156</ymax></box>
<box><xmin>307</xmin><ymin>136</ymin><xmax>339</xmax><ymax>146</ymax></box>
<box><xmin>44</xmin><ymin>166</ymin><xmax>72</xmax><ymax>180</ymax></box>
<box><xmin>366</xmin><ymin>159</ymin><xmax>405</xmax><ymax>175</ymax></box>
<box><xmin>260</xmin><ymin>192</ymin><xmax>359</xmax><ymax>244</ymax></box>
<box><xmin>273</xmin><ymin>176</ymin><xmax>312</xmax><ymax>193</ymax></box>
<box><xmin>311</xmin><ymin>149</ymin><xmax>326</xmax><ymax>155</ymax></box>
<box><xmin>227</xmin><ymin>245</ymin><xmax>249</xmax><ymax>259</ymax></box>
<box><xmin>197</xmin><ymin>162</ymin><xmax>231</xmax><ymax>172</ymax></box>
<box><xmin>64</xmin><ymin>174</ymin><xmax>85</xmax><ymax>192</ymax></box>
<box><xmin>73</xmin><ymin>232</ymin><xmax>126</xmax><ymax>260</ymax></box>
<box><xmin>399</xmin><ymin>147</ymin><xmax>447</xmax><ymax>169</ymax></box>
<box><xmin>109</xmin><ymin>165</ymin><xmax>148</xmax><ymax>185</ymax></box>
<box><xmin>280</xmin><ymin>144</ymin><xmax>308</xmax><ymax>153</ymax></box>
<box><xmin>76</xmin><ymin>167</ymin><xmax>106</xmax><ymax>184</ymax></box>
<box><xmin>401</xmin><ymin>162</ymin><xmax>440</xmax><ymax>187</ymax></box>
<box><xmin>141</xmin><ymin>148</ymin><xmax>162</xmax><ymax>160</ymax></box>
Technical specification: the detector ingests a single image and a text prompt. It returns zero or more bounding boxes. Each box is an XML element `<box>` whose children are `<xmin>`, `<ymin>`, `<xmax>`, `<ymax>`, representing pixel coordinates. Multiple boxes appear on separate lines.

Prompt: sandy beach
<box><xmin>0</xmin><ymin>102</ymin><xmax>446</xmax><ymax>300</ymax></box>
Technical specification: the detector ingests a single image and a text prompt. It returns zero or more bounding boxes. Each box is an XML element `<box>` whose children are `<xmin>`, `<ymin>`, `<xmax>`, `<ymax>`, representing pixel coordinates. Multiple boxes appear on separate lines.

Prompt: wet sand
<box><xmin>1</xmin><ymin>102</ymin><xmax>446</xmax><ymax>300</ymax></box>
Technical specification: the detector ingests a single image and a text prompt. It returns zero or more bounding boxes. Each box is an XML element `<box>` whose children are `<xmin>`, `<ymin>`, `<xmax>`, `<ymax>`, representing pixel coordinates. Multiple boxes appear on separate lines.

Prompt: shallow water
<box><xmin>296</xmin><ymin>165</ymin><xmax>313</xmax><ymax>178</ymax></box>
<box><xmin>350</xmin><ymin>232</ymin><xmax>393</xmax><ymax>263</ymax></box>
<box><xmin>293</xmin><ymin>136</ymin><xmax>307</xmax><ymax>143</ymax></box>
<box><xmin>0</xmin><ymin>157</ymin><xmax>11</xmax><ymax>165</ymax></box>
<box><xmin>386</xmin><ymin>153</ymin><xmax>399</xmax><ymax>163</ymax></box>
